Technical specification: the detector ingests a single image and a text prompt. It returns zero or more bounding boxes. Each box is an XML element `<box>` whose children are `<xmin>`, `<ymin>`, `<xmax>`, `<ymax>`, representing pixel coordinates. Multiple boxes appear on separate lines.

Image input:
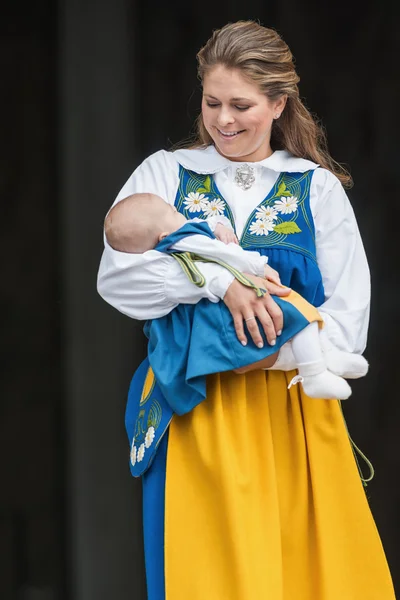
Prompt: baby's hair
<box><xmin>104</xmin><ymin>193</ymin><xmax>164</xmax><ymax>253</ymax></box>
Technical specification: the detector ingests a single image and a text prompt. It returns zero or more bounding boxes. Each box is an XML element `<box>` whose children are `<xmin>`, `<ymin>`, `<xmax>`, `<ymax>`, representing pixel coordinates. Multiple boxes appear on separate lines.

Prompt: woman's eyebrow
<box><xmin>204</xmin><ymin>94</ymin><xmax>253</xmax><ymax>102</ymax></box>
<box><xmin>231</xmin><ymin>97</ymin><xmax>252</xmax><ymax>102</ymax></box>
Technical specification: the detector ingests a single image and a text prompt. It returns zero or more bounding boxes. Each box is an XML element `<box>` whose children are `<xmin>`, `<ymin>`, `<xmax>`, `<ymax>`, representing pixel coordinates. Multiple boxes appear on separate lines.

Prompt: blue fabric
<box><xmin>142</xmin><ymin>431</ymin><xmax>168</xmax><ymax>600</ymax></box>
<box><xmin>156</xmin><ymin>220</ymin><xmax>215</xmax><ymax>252</ymax></box>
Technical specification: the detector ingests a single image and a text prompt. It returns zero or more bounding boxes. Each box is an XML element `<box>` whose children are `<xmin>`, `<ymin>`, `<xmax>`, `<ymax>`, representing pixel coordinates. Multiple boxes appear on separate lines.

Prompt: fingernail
<box><xmin>257</xmin><ymin>342</ymin><xmax>264</xmax><ymax>348</ymax></box>
<box><xmin>277</xmin><ymin>330</ymin><xmax>282</xmax><ymax>336</ymax></box>
<box><xmin>270</xmin><ymin>340</ymin><xmax>276</xmax><ymax>346</ymax></box>
<box><xmin>241</xmin><ymin>340</ymin><xmax>247</xmax><ymax>346</ymax></box>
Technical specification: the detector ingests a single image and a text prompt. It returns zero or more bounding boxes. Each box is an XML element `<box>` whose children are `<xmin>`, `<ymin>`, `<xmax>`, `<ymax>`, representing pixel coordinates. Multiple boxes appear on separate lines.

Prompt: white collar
<box><xmin>172</xmin><ymin>145</ymin><xmax>319</xmax><ymax>174</ymax></box>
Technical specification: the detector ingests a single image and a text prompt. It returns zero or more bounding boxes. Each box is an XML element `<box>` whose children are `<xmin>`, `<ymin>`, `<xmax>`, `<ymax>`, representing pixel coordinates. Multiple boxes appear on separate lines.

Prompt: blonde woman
<box><xmin>97</xmin><ymin>21</ymin><xmax>395</xmax><ymax>600</ymax></box>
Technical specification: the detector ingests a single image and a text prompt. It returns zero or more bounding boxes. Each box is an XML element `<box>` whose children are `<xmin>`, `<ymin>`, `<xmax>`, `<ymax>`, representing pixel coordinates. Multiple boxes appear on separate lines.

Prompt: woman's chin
<box><xmin>214</xmin><ymin>142</ymin><xmax>249</xmax><ymax>160</ymax></box>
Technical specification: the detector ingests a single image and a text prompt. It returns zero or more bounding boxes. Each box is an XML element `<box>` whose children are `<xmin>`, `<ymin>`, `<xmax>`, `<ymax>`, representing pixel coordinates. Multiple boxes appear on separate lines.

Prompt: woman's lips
<box><xmin>216</xmin><ymin>128</ymin><xmax>245</xmax><ymax>140</ymax></box>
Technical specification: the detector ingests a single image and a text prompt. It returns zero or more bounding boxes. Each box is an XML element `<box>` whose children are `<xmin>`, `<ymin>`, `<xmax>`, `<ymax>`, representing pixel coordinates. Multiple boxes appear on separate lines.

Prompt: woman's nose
<box><xmin>217</xmin><ymin>107</ymin><xmax>235</xmax><ymax>127</ymax></box>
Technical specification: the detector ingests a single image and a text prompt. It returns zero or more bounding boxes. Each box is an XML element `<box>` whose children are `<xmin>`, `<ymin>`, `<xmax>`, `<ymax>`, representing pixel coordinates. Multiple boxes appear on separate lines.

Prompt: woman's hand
<box><xmin>223</xmin><ymin>274</ymin><xmax>291</xmax><ymax>347</ymax></box>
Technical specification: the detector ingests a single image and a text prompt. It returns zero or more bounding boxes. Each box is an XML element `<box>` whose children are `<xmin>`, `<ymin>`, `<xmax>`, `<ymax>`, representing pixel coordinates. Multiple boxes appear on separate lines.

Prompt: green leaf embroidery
<box><xmin>276</xmin><ymin>181</ymin><xmax>292</xmax><ymax>197</ymax></box>
<box><xmin>196</xmin><ymin>177</ymin><xmax>212</xmax><ymax>195</ymax></box>
<box><xmin>277</xmin><ymin>181</ymin><xmax>287</xmax><ymax>196</ymax></box>
<box><xmin>273</xmin><ymin>222</ymin><xmax>302</xmax><ymax>234</ymax></box>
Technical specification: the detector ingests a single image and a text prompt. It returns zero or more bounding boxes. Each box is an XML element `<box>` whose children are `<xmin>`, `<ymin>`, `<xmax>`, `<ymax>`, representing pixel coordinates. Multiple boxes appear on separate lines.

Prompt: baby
<box><xmin>105</xmin><ymin>193</ymin><xmax>368</xmax><ymax>400</ymax></box>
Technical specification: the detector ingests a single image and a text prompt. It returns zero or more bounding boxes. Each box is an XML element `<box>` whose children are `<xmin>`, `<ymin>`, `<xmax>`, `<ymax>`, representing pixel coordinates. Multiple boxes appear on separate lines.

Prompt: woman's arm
<box><xmin>97</xmin><ymin>150</ymin><xmax>236</xmax><ymax>319</ymax></box>
<box><xmin>313</xmin><ymin>171</ymin><xmax>370</xmax><ymax>353</ymax></box>
<box><xmin>266</xmin><ymin>169</ymin><xmax>370</xmax><ymax>372</ymax></box>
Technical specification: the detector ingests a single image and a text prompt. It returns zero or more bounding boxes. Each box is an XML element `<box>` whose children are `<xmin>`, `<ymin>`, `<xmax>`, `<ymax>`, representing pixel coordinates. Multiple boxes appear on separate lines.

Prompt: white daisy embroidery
<box><xmin>137</xmin><ymin>443</ymin><xmax>145</xmax><ymax>463</ymax></box>
<box><xmin>130</xmin><ymin>444</ymin><xmax>137</xmax><ymax>466</ymax></box>
<box><xmin>183</xmin><ymin>192</ymin><xmax>207</xmax><ymax>213</ymax></box>
<box><xmin>255</xmin><ymin>205</ymin><xmax>278</xmax><ymax>221</ymax></box>
<box><xmin>274</xmin><ymin>196</ymin><xmax>298</xmax><ymax>214</ymax></box>
<box><xmin>202</xmin><ymin>198</ymin><xmax>226</xmax><ymax>217</ymax></box>
<box><xmin>145</xmin><ymin>426</ymin><xmax>155</xmax><ymax>449</ymax></box>
<box><xmin>249</xmin><ymin>219</ymin><xmax>275</xmax><ymax>236</ymax></box>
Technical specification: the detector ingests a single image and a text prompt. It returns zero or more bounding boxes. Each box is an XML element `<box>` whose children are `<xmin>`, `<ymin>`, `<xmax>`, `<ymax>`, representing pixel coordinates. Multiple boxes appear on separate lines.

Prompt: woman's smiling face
<box><xmin>201</xmin><ymin>65</ymin><xmax>286</xmax><ymax>163</ymax></box>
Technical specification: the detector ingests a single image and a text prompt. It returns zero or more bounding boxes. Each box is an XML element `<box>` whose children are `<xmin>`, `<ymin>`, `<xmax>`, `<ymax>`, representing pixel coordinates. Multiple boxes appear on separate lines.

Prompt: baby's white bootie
<box><xmin>319</xmin><ymin>331</ymin><xmax>369</xmax><ymax>379</ymax></box>
<box><xmin>288</xmin><ymin>360</ymin><xmax>352</xmax><ymax>400</ymax></box>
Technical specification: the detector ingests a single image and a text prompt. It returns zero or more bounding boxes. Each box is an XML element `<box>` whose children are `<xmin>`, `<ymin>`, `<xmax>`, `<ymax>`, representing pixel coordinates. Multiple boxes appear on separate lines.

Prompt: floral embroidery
<box><xmin>137</xmin><ymin>443</ymin><xmax>145</xmax><ymax>463</ymax></box>
<box><xmin>274</xmin><ymin>196</ymin><xmax>298</xmax><ymax>214</ymax></box>
<box><xmin>183</xmin><ymin>192</ymin><xmax>208</xmax><ymax>212</ymax></box>
<box><xmin>130</xmin><ymin>444</ymin><xmax>137</xmax><ymax>466</ymax></box>
<box><xmin>144</xmin><ymin>426</ymin><xmax>155</xmax><ymax>448</ymax></box>
<box><xmin>177</xmin><ymin>167</ymin><xmax>316</xmax><ymax>261</ymax></box>
<box><xmin>255</xmin><ymin>205</ymin><xmax>279</xmax><ymax>222</ymax></box>
<box><xmin>249</xmin><ymin>219</ymin><xmax>275</xmax><ymax>236</ymax></box>
<box><xmin>248</xmin><ymin>182</ymin><xmax>300</xmax><ymax>239</ymax></box>
<box><xmin>202</xmin><ymin>198</ymin><xmax>226</xmax><ymax>217</ymax></box>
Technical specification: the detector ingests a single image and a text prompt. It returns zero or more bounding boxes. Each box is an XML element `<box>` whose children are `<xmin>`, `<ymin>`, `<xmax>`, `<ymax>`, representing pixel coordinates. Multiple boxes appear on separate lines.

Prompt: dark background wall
<box><xmin>1</xmin><ymin>1</ymin><xmax>398</xmax><ymax>599</ymax></box>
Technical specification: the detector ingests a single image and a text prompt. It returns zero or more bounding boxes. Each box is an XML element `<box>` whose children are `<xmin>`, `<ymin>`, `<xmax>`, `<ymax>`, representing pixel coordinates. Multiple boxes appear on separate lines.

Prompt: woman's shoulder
<box><xmin>138</xmin><ymin>148</ymin><xmax>179</xmax><ymax>171</ymax></box>
<box><xmin>137</xmin><ymin>147</ymin><xmax>220</xmax><ymax>176</ymax></box>
<box><xmin>312</xmin><ymin>165</ymin><xmax>342</xmax><ymax>187</ymax></box>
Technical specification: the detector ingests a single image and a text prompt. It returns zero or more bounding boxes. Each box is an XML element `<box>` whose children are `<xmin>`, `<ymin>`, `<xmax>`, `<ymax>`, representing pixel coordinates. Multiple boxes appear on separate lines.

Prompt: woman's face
<box><xmin>201</xmin><ymin>65</ymin><xmax>286</xmax><ymax>162</ymax></box>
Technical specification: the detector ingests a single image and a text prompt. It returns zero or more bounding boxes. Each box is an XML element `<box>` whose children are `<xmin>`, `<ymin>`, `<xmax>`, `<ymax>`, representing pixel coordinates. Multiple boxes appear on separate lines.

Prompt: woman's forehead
<box><xmin>203</xmin><ymin>66</ymin><xmax>261</xmax><ymax>99</ymax></box>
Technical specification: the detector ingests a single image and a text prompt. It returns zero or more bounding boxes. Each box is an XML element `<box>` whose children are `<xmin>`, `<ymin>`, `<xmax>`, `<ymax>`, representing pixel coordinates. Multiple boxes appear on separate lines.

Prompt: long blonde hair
<box><xmin>187</xmin><ymin>21</ymin><xmax>352</xmax><ymax>187</ymax></box>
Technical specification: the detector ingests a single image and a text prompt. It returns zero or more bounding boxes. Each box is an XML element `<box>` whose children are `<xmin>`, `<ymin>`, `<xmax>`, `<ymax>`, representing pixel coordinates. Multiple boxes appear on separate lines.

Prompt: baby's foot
<box><xmin>320</xmin><ymin>335</ymin><xmax>369</xmax><ymax>379</ymax></box>
<box><xmin>288</xmin><ymin>370</ymin><xmax>352</xmax><ymax>400</ymax></box>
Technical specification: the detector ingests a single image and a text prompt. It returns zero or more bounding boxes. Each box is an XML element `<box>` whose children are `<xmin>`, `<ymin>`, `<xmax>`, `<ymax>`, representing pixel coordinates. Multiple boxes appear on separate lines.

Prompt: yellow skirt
<box><xmin>164</xmin><ymin>369</ymin><xmax>395</xmax><ymax>599</ymax></box>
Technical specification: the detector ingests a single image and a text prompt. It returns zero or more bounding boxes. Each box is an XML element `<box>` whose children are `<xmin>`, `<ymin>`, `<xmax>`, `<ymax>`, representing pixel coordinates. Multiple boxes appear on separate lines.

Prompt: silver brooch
<box><xmin>234</xmin><ymin>164</ymin><xmax>255</xmax><ymax>190</ymax></box>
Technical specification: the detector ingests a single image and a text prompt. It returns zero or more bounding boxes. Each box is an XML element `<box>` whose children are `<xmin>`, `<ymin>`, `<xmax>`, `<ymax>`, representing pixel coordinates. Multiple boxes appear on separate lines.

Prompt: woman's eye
<box><xmin>205</xmin><ymin>102</ymin><xmax>250</xmax><ymax>111</ymax></box>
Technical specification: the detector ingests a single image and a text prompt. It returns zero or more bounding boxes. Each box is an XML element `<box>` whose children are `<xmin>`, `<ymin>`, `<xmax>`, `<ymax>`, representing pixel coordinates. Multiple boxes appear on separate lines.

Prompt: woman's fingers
<box><xmin>243</xmin><ymin>314</ymin><xmax>264</xmax><ymax>348</ymax></box>
<box><xmin>263</xmin><ymin>265</ymin><xmax>281</xmax><ymax>285</ymax></box>
<box><xmin>254</xmin><ymin>305</ymin><xmax>277</xmax><ymax>346</ymax></box>
<box><xmin>233</xmin><ymin>313</ymin><xmax>248</xmax><ymax>346</ymax></box>
<box><xmin>264</xmin><ymin>280</ymin><xmax>291</xmax><ymax>297</ymax></box>
<box><xmin>262</xmin><ymin>294</ymin><xmax>284</xmax><ymax>337</ymax></box>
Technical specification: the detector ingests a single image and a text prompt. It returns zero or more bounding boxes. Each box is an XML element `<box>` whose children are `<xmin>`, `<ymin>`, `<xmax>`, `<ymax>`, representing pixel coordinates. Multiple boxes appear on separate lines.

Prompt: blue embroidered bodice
<box><xmin>175</xmin><ymin>165</ymin><xmax>325</xmax><ymax>307</ymax></box>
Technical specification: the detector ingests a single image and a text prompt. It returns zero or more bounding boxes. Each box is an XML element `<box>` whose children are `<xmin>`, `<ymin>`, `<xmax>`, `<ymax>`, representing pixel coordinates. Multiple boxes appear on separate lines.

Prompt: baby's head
<box><xmin>104</xmin><ymin>193</ymin><xmax>187</xmax><ymax>253</ymax></box>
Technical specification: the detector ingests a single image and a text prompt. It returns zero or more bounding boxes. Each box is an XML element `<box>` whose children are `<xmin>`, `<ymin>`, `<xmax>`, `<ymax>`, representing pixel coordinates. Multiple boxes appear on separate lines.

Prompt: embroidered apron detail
<box><xmin>125</xmin><ymin>358</ymin><xmax>173</xmax><ymax>477</ymax></box>
<box><xmin>176</xmin><ymin>166</ymin><xmax>236</xmax><ymax>231</ymax></box>
<box><xmin>175</xmin><ymin>166</ymin><xmax>317</xmax><ymax>261</ymax></box>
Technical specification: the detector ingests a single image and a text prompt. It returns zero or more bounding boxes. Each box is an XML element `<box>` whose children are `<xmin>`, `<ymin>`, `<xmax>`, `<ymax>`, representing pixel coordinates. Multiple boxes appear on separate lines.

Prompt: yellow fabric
<box><xmin>165</xmin><ymin>370</ymin><xmax>395</xmax><ymax>600</ymax></box>
<box><xmin>280</xmin><ymin>289</ymin><xmax>324</xmax><ymax>328</ymax></box>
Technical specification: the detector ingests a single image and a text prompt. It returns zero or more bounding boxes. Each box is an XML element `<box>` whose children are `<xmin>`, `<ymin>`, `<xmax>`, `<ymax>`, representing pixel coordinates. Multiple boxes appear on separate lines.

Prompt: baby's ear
<box><xmin>158</xmin><ymin>231</ymin><xmax>169</xmax><ymax>241</ymax></box>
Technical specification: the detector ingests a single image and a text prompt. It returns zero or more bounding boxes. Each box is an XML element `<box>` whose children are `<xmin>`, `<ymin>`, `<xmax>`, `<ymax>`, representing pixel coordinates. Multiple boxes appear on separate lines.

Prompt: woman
<box><xmin>97</xmin><ymin>21</ymin><xmax>395</xmax><ymax>600</ymax></box>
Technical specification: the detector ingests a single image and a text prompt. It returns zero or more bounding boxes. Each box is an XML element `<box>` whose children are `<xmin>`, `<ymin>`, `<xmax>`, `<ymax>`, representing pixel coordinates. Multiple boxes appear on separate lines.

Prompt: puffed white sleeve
<box><xmin>96</xmin><ymin>150</ymin><xmax>234</xmax><ymax>320</ymax></box>
<box><xmin>313</xmin><ymin>171</ymin><xmax>370</xmax><ymax>353</ymax></box>
<box><xmin>268</xmin><ymin>169</ymin><xmax>370</xmax><ymax>371</ymax></box>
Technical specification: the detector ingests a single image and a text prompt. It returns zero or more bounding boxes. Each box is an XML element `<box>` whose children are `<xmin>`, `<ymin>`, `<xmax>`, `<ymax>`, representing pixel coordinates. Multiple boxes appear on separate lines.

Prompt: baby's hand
<box><xmin>264</xmin><ymin>264</ymin><xmax>281</xmax><ymax>285</ymax></box>
<box><xmin>214</xmin><ymin>223</ymin><xmax>239</xmax><ymax>245</ymax></box>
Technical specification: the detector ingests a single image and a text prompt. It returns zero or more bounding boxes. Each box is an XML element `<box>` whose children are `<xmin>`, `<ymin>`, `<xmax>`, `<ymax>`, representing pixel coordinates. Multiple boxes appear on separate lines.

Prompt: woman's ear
<box><xmin>275</xmin><ymin>94</ymin><xmax>288</xmax><ymax>116</ymax></box>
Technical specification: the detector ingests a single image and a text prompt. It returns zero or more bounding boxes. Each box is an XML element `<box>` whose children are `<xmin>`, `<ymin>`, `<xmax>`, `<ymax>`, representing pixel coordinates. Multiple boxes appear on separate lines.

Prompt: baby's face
<box><xmin>161</xmin><ymin>203</ymin><xmax>187</xmax><ymax>234</ymax></box>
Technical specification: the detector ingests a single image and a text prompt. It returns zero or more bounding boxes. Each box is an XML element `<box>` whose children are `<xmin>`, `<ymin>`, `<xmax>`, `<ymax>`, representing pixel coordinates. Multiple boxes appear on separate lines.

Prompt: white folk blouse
<box><xmin>97</xmin><ymin>146</ymin><xmax>370</xmax><ymax>370</ymax></box>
